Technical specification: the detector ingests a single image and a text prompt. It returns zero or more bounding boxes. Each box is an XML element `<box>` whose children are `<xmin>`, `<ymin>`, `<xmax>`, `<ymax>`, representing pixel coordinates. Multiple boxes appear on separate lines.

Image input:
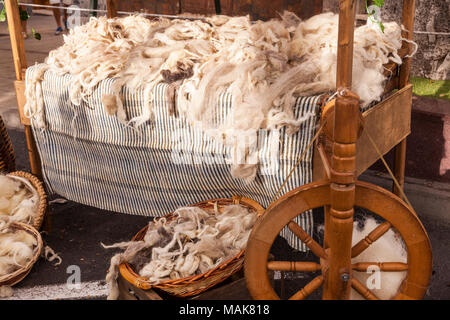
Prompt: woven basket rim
<box><xmin>7</xmin><ymin>171</ymin><xmax>47</xmax><ymax>230</ymax></box>
<box><xmin>119</xmin><ymin>196</ymin><xmax>264</xmax><ymax>296</ymax></box>
<box><xmin>0</xmin><ymin>221</ymin><xmax>43</xmax><ymax>286</ymax></box>
<box><xmin>0</xmin><ymin>115</ymin><xmax>16</xmax><ymax>173</ymax></box>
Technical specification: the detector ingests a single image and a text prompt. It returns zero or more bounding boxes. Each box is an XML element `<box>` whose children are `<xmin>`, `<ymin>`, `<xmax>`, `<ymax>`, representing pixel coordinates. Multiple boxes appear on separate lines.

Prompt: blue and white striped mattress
<box><xmin>27</xmin><ymin>64</ymin><xmax>323</xmax><ymax>251</ymax></box>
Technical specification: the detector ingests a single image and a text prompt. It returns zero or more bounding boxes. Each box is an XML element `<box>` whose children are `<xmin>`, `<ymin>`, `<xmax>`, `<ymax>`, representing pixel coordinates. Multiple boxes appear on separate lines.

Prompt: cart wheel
<box><xmin>244</xmin><ymin>180</ymin><xmax>432</xmax><ymax>300</ymax></box>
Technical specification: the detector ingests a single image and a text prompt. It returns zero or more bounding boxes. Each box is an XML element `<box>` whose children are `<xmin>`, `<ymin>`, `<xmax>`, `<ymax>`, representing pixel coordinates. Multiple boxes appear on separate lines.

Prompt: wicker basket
<box><xmin>0</xmin><ymin>116</ymin><xmax>47</xmax><ymax>231</ymax></box>
<box><xmin>0</xmin><ymin>221</ymin><xmax>43</xmax><ymax>287</ymax></box>
<box><xmin>0</xmin><ymin>115</ymin><xmax>16</xmax><ymax>173</ymax></box>
<box><xmin>119</xmin><ymin>196</ymin><xmax>265</xmax><ymax>298</ymax></box>
<box><xmin>6</xmin><ymin>171</ymin><xmax>48</xmax><ymax>231</ymax></box>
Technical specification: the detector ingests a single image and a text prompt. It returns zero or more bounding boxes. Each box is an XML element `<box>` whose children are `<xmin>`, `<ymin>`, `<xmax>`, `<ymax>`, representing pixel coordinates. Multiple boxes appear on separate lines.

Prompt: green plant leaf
<box><xmin>0</xmin><ymin>7</ymin><xmax>6</xmax><ymax>22</ymax></box>
<box><xmin>32</xmin><ymin>28</ymin><xmax>41</xmax><ymax>40</ymax></box>
<box><xmin>373</xmin><ymin>0</ymin><xmax>385</xmax><ymax>8</ymax></box>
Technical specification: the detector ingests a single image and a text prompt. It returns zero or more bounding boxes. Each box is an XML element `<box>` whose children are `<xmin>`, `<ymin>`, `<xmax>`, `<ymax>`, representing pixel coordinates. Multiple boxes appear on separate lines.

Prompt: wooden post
<box><xmin>323</xmin><ymin>92</ymin><xmax>359</xmax><ymax>300</ymax></box>
<box><xmin>322</xmin><ymin>0</ymin><xmax>358</xmax><ymax>300</ymax></box>
<box><xmin>399</xmin><ymin>0</ymin><xmax>415</xmax><ymax>88</ymax></box>
<box><xmin>393</xmin><ymin>0</ymin><xmax>415</xmax><ymax>196</ymax></box>
<box><xmin>5</xmin><ymin>0</ymin><xmax>43</xmax><ymax>179</ymax></box>
<box><xmin>106</xmin><ymin>0</ymin><xmax>118</xmax><ymax>18</ymax></box>
<box><xmin>4</xmin><ymin>0</ymin><xmax>27</xmax><ymax>81</ymax></box>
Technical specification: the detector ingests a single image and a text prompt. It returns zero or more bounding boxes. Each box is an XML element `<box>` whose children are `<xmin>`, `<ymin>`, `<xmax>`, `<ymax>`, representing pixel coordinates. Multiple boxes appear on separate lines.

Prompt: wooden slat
<box><xmin>288</xmin><ymin>221</ymin><xmax>327</xmax><ymax>259</ymax></box>
<box><xmin>351</xmin><ymin>221</ymin><xmax>391</xmax><ymax>258</ymax></box>
<box><xmin>314</xmin><ymin>84</ymin><xmax>414</xmax><ymax>179</ymax></box>
<box><xmin>24</xmin><ymin>126</ymin><xmax>43</xmax><ymax>178</ymax></box>
<box><xmin>383</xmin><ymin>76</ymin><xmax>399</xmax><ymax>95</ymax></box>
<box><xmin>192</xmin><ymin>277</ymin><xmax>253</xmax><ymax>300</ymax></box>
<box><xmin>355</xmin><ymin>84</ymin><xmax>413</xmax><ymax>175</ymax></box>
<box><xmin>351</xmin><ymin>278</ymin><xmax>380</xmax><ymax>300</ymax></box>
<box><xmin>352</xmin><ymin>262</ymin><xmax>408</xmax><ymax>272</ymax></box>
<box><xmin>267</xmin><ymin>261</ymin><xmax>321</xmax><ymax>272</ymax></box>
<box><xmin>314</xmin><ymin>75</ymin><xmax>413</xmax><ymax>181</ymax></box>
<box><xmin>394</xmin><ymin>1</ymin><xmax>414</xmax><ymax>196</ymax></box>
<box><xmin>117</xmin><ymin>273</ymin><xmax>163</xmax><ymax>300</ymax></box>
<box><xmin>383</xmin><ymin>47</ymin><xmax>409</xmax><ymax>77</ymax></box>
<box><xmin>399</xmin><ymin>0</ymin><xmax>416</xmax><ymax>88</ymax></box>
<box><xmin>5</xmin><ymin>0</ymin><xmax>42</xmax><ymax>179</ymax></box>
<box><xmin>14</xmin><ymin>80</ymin><xmax>30</xmax><ymax>126</ymax></box>
<box><xmin>288</xmin><ymin>275</ymin><xmax>324</xmax><ymax>300</ymax></box>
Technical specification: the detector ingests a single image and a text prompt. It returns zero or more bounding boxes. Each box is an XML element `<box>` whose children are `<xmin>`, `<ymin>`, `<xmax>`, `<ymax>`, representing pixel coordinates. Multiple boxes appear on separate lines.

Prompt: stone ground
<box><xmin>0</xmin><ymin>13</ymin><xmax>449</xmax><ymax>300</ymax></box>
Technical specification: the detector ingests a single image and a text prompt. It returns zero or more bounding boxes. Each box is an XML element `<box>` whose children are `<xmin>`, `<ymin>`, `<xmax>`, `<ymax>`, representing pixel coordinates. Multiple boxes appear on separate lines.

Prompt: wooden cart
<box><xmin>4</xmin><ymin>0</ymin><xmax>432</xmax><ymax>300</ymax></box>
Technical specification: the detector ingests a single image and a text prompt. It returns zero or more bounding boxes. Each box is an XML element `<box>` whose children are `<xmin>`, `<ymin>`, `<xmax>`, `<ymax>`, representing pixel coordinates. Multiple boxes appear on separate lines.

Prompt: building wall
<box><xmin>112</xmin><ymin>0</ymin><xmax>322</xmax><ymax>20</ymax></box>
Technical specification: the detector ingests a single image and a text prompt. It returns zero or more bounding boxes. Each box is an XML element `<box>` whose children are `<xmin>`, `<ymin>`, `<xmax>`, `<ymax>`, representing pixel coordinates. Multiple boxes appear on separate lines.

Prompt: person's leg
<box><xmin>20</xmin><ymin>5</ymin><xmax>28</xmax><ymax>39</ymax></box>
<box><xmin>49</xmin><ymin>0</ymin><xmax>63</xmax><ymax>34</ymax></box>
<box><xmin>52</xmin><ymin>8</ymin><xmax>62</xmax><ymax>28</ymax></box>
<box><xmin>63</xmin><ymin>5</ymin><xmax>68</xmax><ymax>30</ymax></box>
<box><xmin>62</xmin><ymin>0</ymin><xmax>73</xmax><ymax>30</ymax></box>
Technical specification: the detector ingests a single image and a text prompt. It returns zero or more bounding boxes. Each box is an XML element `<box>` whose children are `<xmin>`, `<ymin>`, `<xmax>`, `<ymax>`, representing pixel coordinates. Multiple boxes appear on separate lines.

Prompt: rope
<box><xmin>7</xmin><ymin>1</ymin><xmax>450</xmax><ymax>35</ymax></box>
<box><xmin>268</xmin><ymin>100</ymin><xmax>416</xmax><ymax>216</ymax></box>
<box><xmin>269</xmin><ymin>116</ymin><xmax>328</xmax><ymax>204</ymax></box>
<box><xmin>414</xmin><ymin>30</ymin><xmax>450</xmax><ymax>36</ymax></box>
<box><xmin>362</xmin><ymin>123</ymin><xmax>416</xmax><ymax>214</ymax></box>
<box><xmin>11</xmin><ymin>2</ymin><xmax>208</xmax><ymax>21</ymax></box>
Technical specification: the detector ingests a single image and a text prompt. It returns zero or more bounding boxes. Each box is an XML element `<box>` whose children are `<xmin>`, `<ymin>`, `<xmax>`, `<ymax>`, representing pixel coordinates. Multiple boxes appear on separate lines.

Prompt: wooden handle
<box><xmin>336</xmin><ymin>0</ymin><xmax>357</xmax><ymax>89</ymax></box>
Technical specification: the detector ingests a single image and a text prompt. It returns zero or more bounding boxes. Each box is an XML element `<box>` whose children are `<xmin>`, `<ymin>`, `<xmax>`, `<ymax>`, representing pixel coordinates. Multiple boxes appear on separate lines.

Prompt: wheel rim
<box><xmin>244</xmin><ymin>180</ymin><xmax>432</xmax><ymax>300</ymax></box>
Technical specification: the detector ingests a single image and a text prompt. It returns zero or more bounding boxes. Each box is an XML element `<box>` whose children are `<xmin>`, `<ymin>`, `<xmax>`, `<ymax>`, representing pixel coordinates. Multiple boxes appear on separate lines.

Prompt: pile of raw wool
<box><xmin>0</xmin><ymin>174</ymin><xmax>39</xmax><ymax>226</ymax></box>
<box><xmin>350</xmin><ymin>216</ymin><xmax>407</xmax><ymax>300</ymax></box>
<box><xmin>103</xmin><ymin>204</ymin><xmax>257</xmax><ymax>300</ymax></box>
<box><xmin>0</xmin><ymin>217</ymin><xmax>38</xmax><ymax>279</ymax></box>
<box><xmin>25</xmin><ymin>12</ymin><xmax>410</xmax><ymax>180</ymax></box>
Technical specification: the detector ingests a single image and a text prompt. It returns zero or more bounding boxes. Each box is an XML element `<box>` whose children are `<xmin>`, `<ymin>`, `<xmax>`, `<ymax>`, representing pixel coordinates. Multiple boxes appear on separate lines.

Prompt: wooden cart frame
<box><xmin>4</xmin><ymin>0</ymin><xmax>432</xmax><ymax>300</ymax></box>
<box><xmin>5</xmin><ymin>0</ymin><xmax>413</xmax><ymax>194</ymax></box>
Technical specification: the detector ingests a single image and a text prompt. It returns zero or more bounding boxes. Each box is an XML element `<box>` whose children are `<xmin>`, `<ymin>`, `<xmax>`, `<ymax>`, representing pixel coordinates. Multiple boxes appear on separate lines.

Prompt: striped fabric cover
<box><xmin>28</xmin><ymin>65</ymin><xmax>323</xmax><ymax>251</ymax></box>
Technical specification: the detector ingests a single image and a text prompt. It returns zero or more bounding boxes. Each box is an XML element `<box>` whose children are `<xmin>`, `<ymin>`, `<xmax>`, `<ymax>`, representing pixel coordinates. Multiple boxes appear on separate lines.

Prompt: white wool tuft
<box><xmin>0</xmin><ymin>217</ymin><xmax>38</xmax><ymax>279</ymax></box>
<box><xmin>103</xmin><ymin>204</ymin><xmax>257</xmax><ymax>299</ymax></box>
<box><xmin>0</xmin><ymin>176</ymin><xmax>22</xmax><ymax>198</ymax></box>
<box><xmin>0</xmin><ymin>285</ymin><xmax>13</xmax><ymax>298</ymax></box>
<box><xmin>42</xmin><ymin>245</ymin><xmax>62</xmax><ymax>266</ymax></box>
<box><xmin>350</xmin><ymin>216</ymin><xmax>407</xmax><ymax>300</ymax></box>
<box><xmin>0</xmin><ymin>175</ymin><xmax>39</xmax><ymax>225</ymax></box>
<box><xmin>25</xmin><ymin>12</ymin><xmax>413</xmax><ymax>179</ymax></box>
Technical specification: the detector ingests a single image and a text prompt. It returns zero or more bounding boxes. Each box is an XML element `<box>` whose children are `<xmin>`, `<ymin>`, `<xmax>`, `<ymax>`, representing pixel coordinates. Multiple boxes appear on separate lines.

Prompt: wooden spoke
<box><xmin>288</xmin><ymin>221</ymin><xmax>327</xmax><ymax>259</ymax></box>
<box><xmin>288</xmin><ymin>275</ymin><xmax>324</xmax><ymax>300</ymax></box>
<box><xmin>351</xmin><ymin>221</ymin><xmax>392</xmax><ymax>258</ymax></box>
<box><xmin>267</xmin><ymin>261</ymin><xmax>321</xmax><ymax>272</ymax></box>
<box><xmin>352</xmin><ymin>262</ymin><xmax>408</xmax><ymax>272</ymax></box>
<box><xmin>351</xmin><ymin>278</ymin><xmax>380</xmax><ymax>300</ymax></box>
<box><xmin>245</xmin><ymin>181</ymin><xmax>432</xmax><ymax>300</ymax></box>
